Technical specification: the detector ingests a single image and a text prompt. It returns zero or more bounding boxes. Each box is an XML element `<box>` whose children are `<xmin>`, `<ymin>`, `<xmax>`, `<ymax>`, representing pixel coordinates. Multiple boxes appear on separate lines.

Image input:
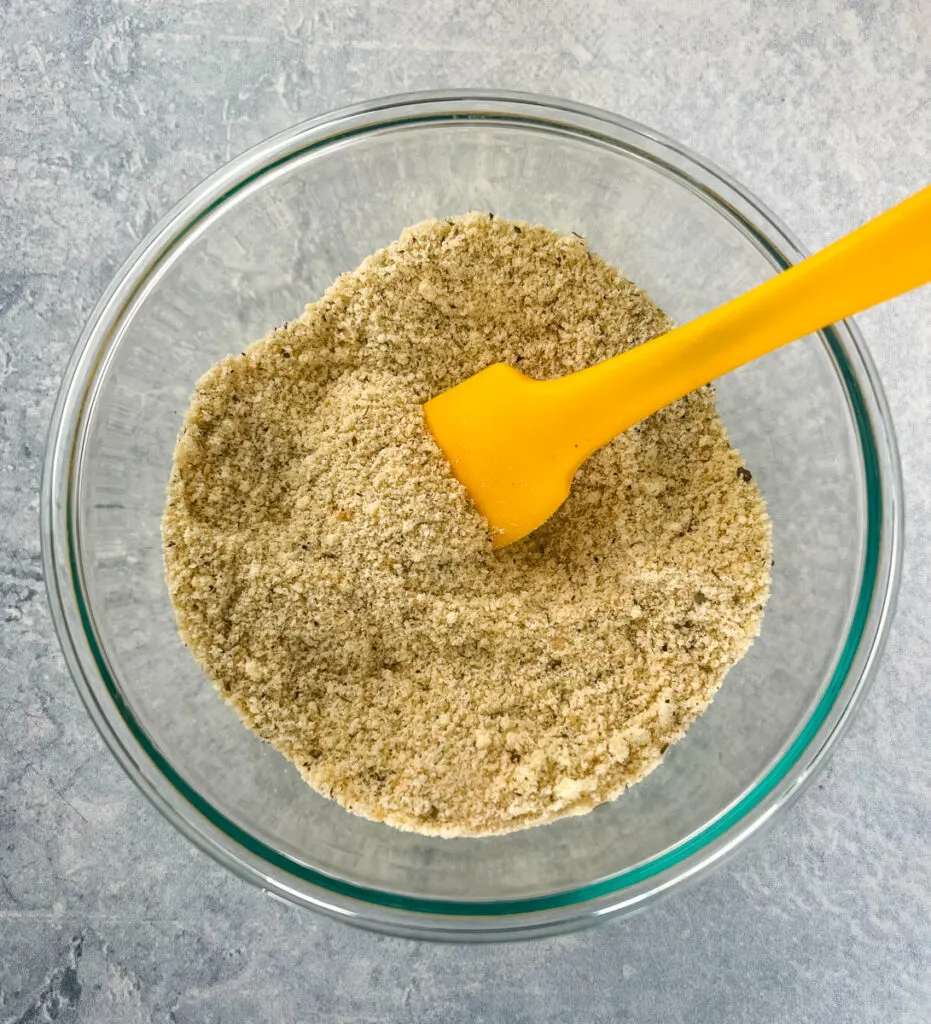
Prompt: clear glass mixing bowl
<box><xmin>42</xmin><ymin>92</ymin><xmax>903</xmax><ymax>940</ymax></box>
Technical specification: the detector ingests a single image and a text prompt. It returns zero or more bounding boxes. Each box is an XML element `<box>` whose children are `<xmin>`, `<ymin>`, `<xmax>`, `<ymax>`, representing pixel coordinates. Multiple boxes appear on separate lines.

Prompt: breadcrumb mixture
<box><xmin>163</xmin><ymin>213</ymin><xmax>771</xmax><ymax>837</ymax></box>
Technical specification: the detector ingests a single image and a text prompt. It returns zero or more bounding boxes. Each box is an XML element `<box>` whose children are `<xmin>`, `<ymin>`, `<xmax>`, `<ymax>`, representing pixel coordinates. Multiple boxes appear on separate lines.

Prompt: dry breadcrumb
<box><xmin>162</xmin><ymin>213</ymin><xmax>771</xmax><ymax>837</ymax></box>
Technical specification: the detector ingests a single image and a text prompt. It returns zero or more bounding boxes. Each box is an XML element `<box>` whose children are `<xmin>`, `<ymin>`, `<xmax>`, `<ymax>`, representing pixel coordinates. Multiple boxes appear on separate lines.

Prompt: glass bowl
<box><xmin>42</xmin><ymin>92</ymin><xmax>903</xmax><ymax>941</ymax></box>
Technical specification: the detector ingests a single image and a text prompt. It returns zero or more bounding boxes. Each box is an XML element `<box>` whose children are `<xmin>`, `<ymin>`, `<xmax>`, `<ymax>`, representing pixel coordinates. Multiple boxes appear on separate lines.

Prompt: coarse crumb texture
<box><xmin>163</xmin><ymin>213</ymin><xmax>772</xmax><ymax>837</ymax></box>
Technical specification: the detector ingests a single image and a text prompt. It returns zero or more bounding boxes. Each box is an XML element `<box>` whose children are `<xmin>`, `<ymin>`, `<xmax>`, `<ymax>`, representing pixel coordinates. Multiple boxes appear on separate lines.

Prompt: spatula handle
<box><xmin>557</xmin><ymin>184</ymin><xmax>931</xmax><ymax>459</ymax></box>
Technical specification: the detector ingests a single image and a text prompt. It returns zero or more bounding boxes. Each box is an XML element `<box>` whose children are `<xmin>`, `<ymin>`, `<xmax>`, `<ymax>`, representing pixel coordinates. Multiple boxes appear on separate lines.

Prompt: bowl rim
<box><xmin>41</xmin><ymin>89</ymin><xmax>904</xmax><ymax>940</ymax></box>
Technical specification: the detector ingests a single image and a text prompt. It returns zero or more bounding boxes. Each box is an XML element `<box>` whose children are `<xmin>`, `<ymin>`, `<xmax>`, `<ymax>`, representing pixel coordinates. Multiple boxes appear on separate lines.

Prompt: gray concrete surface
<box><xmin>1</xmin><ymin>1</ymin><xmax>929</xmax><ymax>1021</ymax></box>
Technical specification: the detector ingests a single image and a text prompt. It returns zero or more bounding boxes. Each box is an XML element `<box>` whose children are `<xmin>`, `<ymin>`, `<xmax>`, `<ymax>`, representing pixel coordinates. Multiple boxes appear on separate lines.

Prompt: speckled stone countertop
<box><xmin>1</xmin><ymin>1</ymin><xmax>929</xmax><ymax>1021</ymax></box>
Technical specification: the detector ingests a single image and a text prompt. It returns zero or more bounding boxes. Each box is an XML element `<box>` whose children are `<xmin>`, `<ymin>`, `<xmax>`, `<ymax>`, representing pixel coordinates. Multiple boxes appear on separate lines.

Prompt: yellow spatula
<box><xmin>424</xmin><ymin>185</ymin><xmax>931</xmax><ymax>548</ymax></box>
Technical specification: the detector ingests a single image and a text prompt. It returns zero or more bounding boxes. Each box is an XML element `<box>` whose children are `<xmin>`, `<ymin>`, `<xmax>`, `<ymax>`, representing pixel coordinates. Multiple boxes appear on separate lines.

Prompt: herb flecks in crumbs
<box><xmin>163</xmin><ymin>214</ymin><xmax>771</xmax><ymax>837</ymax></box>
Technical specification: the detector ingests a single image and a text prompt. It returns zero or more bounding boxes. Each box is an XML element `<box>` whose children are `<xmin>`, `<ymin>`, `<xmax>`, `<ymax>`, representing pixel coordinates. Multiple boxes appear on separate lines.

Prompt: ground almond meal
<box><xmin>163</xmin><ymin>213</ymin><xmax>772</xmax><ymax>837</ymax></box>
